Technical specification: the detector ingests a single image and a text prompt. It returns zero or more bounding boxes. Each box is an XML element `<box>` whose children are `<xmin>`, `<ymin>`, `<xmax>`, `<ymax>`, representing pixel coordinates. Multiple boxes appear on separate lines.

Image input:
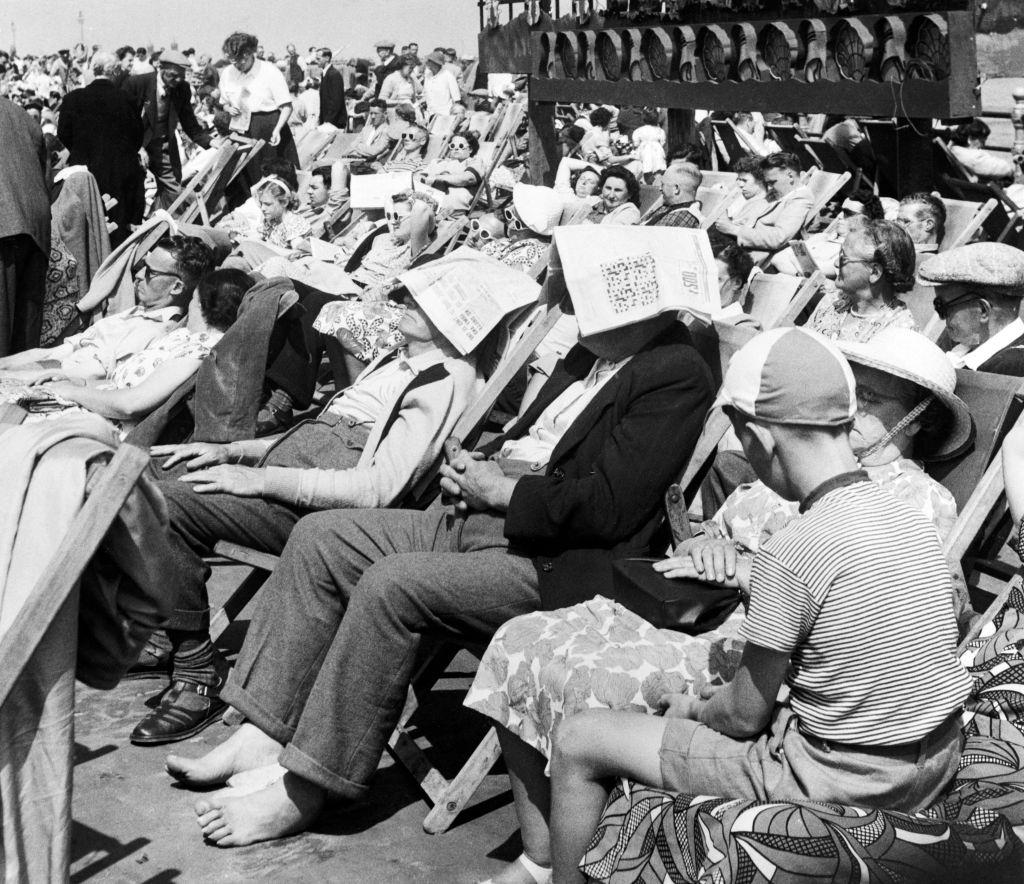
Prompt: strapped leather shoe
<box><xmin>130</xmin><ymin>679</ymin><xmax>227</xmax><ymax>745</ymax></box>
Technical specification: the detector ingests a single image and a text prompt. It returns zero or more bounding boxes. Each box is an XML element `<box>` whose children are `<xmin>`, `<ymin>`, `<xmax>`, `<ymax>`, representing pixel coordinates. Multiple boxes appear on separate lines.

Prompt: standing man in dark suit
<box><xmin>0</xmin><ymin>97</ymin><xmax>50</xmax><ymax>355</ymax></box>
<box><xmin>372</xmin><ymin>38</ymin><xmax>401</xmax><ymax>97</ymax></box>
<box><xmin>122</xmin><ymin>49</ymin><xmax>210</xmax><ymax>210</ymax></box>
<box><xmin>317</xmin><ymin>48</ymin><xmax>347</xmax><ymax>131</ymax></box>
<box><xmin>58</xmin><ymin>52</ymin><xmax>144</xmax><ymax>246</ymax></box>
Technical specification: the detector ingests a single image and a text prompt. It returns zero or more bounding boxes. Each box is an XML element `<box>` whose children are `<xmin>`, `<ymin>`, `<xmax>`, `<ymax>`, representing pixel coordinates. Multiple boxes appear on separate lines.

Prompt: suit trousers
<box><xmin>220</xmin><ymin>505</ymin><xmax>541</xmax><ymax>797</ymax></box>
<box><xmin>149</xmin><ymin>141</ymin><xmax>182</xmax><ymax>210</ymax></box>
<box><xmin>0</xmin><ymin>234</ymin><xmax>47</xmax><ymax>357</ymax></box>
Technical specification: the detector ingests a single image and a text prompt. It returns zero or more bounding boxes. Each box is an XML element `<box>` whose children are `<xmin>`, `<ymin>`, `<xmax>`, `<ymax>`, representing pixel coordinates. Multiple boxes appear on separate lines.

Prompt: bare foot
<box><xmin>194</xmin><ymin>772</ymin><xmax>324</xmax><ymax>847</ymax></box>
<box><xmin>166</xmin><ymin>722</ymin><xmax>283</xmax><ymax>787</ymax></box>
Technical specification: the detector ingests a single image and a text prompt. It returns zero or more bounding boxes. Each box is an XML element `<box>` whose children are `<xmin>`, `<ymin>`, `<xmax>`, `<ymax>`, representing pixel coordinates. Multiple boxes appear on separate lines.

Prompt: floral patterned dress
<box><xmin>464</xmin><ymin>457</ymin><xmax>957</xmax><ymax>764</ymax></box>
<box><xmin>808</xmin><ymin>289</ymin><xmax>917</xmax><ymax>342</ymax></box>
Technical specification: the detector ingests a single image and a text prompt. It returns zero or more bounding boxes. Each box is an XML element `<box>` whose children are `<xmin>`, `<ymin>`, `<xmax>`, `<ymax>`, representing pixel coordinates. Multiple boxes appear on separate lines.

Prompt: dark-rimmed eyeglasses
<box><xmin>139</xmin><ymin>259</ymin><xmax>180</xmax><ymax>284</ymax></box>
<box><xmin>835</xmin><ymin>253</ymin><xmax>876</xmax><ymax>271</ymax></box>
<box><xmin>933</xmin><ymin>292</ymin><xmax>982</xmax><ymax>320</ymax></box>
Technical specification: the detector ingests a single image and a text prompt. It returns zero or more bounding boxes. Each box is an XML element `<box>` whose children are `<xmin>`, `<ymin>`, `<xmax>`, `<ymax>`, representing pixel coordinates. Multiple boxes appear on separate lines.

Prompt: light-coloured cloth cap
<box><xmin>715</xmin><ymin>327</ymin><xmax>856</xmax><ymax>426</ymax></box>
<box><xmin>837</xmin><ymin>328</ymin><xmax>973</xmax><ymax>459</ymax></box>
<box><xmin>918</xmin><ymin>242</ymin><xmax>1024</xmax><ymax>291</ymax></box>
<box><xmin>158</xmin><ymin>49</ymin><xmax>190</xmax><ymax>69</ymax></box>
<box><xmin>512</xmin><ymin>183</ymin><xmax>564</xmax><ymax>237</ymax></box>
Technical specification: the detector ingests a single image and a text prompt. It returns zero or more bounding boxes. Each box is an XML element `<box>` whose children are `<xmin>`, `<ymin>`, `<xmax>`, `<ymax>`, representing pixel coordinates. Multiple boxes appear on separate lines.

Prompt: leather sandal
<box><xmin>130</xmin><ymin>679</ymin><xmax>227</xmax><ymax>745</ymax></box>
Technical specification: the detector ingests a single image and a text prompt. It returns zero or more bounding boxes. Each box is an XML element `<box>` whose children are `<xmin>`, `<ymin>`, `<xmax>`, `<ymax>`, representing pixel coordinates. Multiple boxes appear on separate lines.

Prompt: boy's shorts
<box><xmin>659</xmin><ymin>704</ymin><xmax>962</xmax><ymax>813</ymax></box>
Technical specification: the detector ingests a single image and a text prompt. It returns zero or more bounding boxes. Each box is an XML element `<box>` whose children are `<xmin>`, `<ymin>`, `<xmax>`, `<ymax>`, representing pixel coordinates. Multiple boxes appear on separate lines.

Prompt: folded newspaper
<box><xmin>550</xmin><ymin>225</ymin><xmax>719</xmax><ymax>336</ymax></box>
<box><xmin>399</xmin><ymin>247</ymin><xmax>541</xmax><ymax>355</ymax></box>
<box><xmin>350</xmin><ymin>172</ymin><xmax>414</xmax><ymax>209</ymax></box>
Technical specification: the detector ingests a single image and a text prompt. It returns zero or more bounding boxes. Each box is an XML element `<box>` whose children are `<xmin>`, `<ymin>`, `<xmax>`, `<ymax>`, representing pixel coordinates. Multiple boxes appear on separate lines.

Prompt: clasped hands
<box><xmin>150</xmin><ymin>442</ymin><xmax>266</xmax><ymax>496</ymax></box>
<box><xmin>438</xmin><ymin>448</ymin><xmax>517</xmax><ymax>515</ymax></box>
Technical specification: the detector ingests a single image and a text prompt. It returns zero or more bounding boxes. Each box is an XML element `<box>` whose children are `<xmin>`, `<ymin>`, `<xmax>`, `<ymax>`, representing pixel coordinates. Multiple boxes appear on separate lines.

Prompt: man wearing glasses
<box><xmin>0</xmin><ymin>236</ymin><xmax>212</xmax><ymax>384</ymax></box>
<box><xmin>123</xmin><ymin>50</ymin><xmax>211</xmax><ymax>209</ymax></box>
<box><xmin>919</xmin><ymin>242</ymin><xmax>1024</xmax><ymax>375</ymax></box>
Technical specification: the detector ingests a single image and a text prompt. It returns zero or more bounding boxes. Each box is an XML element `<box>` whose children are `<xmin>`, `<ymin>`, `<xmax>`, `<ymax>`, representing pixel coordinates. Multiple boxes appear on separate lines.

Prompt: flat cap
<box><xmin>918</xmin><ymin>242</ymin><xmax>1024</xmax><ymax>292</ymax></box>
<box><xmin>158</xmin><ymin>49</ymin><xmax>191</xmax><ymax>69</ymax></box>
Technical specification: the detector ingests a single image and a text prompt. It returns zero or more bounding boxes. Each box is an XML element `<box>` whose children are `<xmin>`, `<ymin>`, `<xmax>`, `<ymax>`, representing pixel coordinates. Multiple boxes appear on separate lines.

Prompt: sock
<box><xmin>169</xmin><ymin>631</ymin><xmax>221</xmax><ymax>687</ymax></box>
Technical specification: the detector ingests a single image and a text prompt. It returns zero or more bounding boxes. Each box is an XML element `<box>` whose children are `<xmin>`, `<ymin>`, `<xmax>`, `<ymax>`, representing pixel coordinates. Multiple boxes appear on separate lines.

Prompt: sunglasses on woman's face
<box><xmin>502</xmin><ymin>206</ymin><xmax>525</xmax><ymax>231</ymax></box>
<box><xmin>385</xmin><ymin>208</ymin><xmax>411</xmax><ymax>226</ymax></box>
<box><xmin>402</xmin><ymin>131</ymin><xmax>423</xmax><ymax>141</ymax></box>
<box><xmin>450</xmin><ymin>141</ymin><xmax>470</xmax><ymax>151</ymax></box>
<box><xmin>470</xmin><ymin>218</ymin><xmax>495</xmax><ymax>241</ymax></box>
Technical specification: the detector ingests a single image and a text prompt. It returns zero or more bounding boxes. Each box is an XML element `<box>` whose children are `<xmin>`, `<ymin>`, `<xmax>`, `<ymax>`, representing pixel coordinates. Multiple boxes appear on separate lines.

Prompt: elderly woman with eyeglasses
<box><xmin>217</xmin><ymin>32</ymin><xmax>299</xmax><ymax>185</ymax></box>
<box><xmin>807</xmin><ymin>219</ymin><xmax>918</xmax><ymax>343</ymax></box>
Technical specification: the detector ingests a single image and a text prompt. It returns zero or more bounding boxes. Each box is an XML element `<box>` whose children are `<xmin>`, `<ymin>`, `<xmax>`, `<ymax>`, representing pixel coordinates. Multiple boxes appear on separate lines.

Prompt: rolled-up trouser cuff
<box><xmin>280</xmin><ymin>743</ymin><xmax>369</xmax><ymax>800</ymax></box>
<box><xmin>220</xmin><ymin>680</ymin><xmax>296</xmax><ymax>747</ymax></box>
<box><xmin>168</xmin><ymin>606</ymin><xmax>210</xmax><ymax>632</ymax></box>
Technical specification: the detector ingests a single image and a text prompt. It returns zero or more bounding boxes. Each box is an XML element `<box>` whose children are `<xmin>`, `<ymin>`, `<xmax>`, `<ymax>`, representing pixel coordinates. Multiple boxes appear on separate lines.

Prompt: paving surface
<box><xmin>70</xmin><ymin>565</ymin><xmax>521</xmax><ymax>883</ymax></box>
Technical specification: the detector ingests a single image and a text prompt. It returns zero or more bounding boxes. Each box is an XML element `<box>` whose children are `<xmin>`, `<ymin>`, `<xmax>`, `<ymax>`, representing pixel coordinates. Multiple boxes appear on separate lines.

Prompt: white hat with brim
<box><xmin>837</xmin><ymin>327</ymin><xmax>974</xmax><ymax>461</ymax></box>
<box><xmin>512</xmin><ymin>183</ymin><xmax>564</xmax><ymax>237</ymax></box>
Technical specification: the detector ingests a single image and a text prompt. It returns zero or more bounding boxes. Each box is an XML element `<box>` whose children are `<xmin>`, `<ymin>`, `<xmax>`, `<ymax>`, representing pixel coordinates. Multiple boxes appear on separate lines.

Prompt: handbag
<box><xmin>610</xmin><ymin>557</ymin><xmax>741</xmax><ymax>635</ymax></box>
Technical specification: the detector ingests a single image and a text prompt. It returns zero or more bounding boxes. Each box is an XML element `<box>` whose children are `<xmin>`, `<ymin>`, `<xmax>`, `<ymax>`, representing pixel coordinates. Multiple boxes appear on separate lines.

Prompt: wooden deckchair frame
<box><xmin>0</xmin><ymin>444</ymin><xmax>150</xmax><ymax>707</ymax></box>
<box><xmin>932</xmin><ymin>193</ymin><xmax>998</xmax><ymax>251</ymax></box>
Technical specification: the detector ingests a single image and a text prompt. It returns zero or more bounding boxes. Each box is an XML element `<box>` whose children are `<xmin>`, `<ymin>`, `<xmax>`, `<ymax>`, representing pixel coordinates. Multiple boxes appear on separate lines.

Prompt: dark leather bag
<box><xmin>610</xmin><ymin>557</ymin><xmax>741</xmax><ymax>635</ymax></box>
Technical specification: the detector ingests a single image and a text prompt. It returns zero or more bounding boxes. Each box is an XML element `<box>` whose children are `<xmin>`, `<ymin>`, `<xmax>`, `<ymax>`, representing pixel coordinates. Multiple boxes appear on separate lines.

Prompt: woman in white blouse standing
<box><xmin>218</xmin><ymin>32</ymin><xmax>300</xmax><ymax>185</ymax></box>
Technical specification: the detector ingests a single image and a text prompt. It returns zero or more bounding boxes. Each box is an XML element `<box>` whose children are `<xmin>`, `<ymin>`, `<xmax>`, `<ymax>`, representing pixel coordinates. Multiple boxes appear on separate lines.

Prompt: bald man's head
<box><xmin>660</xmin><ymin>162</ymin><xmax>702</xmax><ymax>206</ymax></box>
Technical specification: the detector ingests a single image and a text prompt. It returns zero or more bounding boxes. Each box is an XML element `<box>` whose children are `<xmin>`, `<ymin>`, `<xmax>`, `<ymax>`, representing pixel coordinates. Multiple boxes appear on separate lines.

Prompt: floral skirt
<box><xmin>463</xmin><ymin>595</ymin><xmax>747</xmax><ymax>766</ymax></box>
<box><xmin>313</xmin><ymin>300</ymin><xmax>406</xmax><ymax>364</ymax></box>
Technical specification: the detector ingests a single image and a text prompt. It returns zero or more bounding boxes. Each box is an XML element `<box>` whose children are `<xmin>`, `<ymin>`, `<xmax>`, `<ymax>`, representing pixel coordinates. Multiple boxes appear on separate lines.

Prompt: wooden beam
<box><xmin>527</xmin><ymin>94</ymin><xmax>558</xmax><ymax>187</ymax></box>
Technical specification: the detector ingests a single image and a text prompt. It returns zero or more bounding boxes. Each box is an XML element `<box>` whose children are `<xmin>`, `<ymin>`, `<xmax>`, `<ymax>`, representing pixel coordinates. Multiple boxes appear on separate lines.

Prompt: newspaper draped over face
<box><xmin>399</xmin><ymin>247</ymin><xmax>542</xmax><ymax>355</ymax></box>
<box><xmin>551</xmin><ymin>225</ymin><xmax>719</xmax><ymax>337</ymax></box>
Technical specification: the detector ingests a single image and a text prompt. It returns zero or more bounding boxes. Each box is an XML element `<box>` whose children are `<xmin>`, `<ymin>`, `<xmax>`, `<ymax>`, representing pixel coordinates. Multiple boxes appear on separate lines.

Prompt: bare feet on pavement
<box><xmin>194</xmin><ymin>771</ymin><xmax>325</xmax><ymax>847</ymax></box>
<box><xmin>166</xmin><ymin>722</ymin><xmax>283</xmax><ymax>787</ymax></box>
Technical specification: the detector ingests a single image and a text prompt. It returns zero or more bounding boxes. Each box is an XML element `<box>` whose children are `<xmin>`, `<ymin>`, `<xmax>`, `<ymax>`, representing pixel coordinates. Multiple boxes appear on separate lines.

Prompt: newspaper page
<box><xmin>350</xmin><ymin>172</ymin><xmax>413</xmax><ymax>209</ymax></box>
<box><xmin>551</xmin><ymin>225</ymin><xmax>718</xmax><ymax>336</ymax></box>
<box><xmin>399</xmin><ymin>247</ymin><xmax>541</xmax><ymax>355</ymax></box>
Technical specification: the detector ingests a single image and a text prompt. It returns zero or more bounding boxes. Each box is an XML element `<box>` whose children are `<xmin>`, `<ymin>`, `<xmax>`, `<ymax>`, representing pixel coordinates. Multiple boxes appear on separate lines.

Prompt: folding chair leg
<box><xmin>209</xmin><ymin>568</ymin><xmax>271</xmax><ymax>641</ymax></box>
<box><xmin>420</xmin><ymin>728</ymin><xmax>502</xmax><ymax>834</ymax></box>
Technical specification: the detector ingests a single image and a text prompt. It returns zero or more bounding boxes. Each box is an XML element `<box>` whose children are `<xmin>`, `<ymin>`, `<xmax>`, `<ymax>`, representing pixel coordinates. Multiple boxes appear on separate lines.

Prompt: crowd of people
<box><xmin>3</xmin><ymin>23</ymin><xmax>1024</xmax><ymax>884</ymax></box>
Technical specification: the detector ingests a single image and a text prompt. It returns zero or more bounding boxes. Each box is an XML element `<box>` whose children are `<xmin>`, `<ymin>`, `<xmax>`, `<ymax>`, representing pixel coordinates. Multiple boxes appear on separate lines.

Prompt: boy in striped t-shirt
<box><xmin>548</xmin><ymin>328</ymin><xmax>971</xmax><ymax>884</ymax></box>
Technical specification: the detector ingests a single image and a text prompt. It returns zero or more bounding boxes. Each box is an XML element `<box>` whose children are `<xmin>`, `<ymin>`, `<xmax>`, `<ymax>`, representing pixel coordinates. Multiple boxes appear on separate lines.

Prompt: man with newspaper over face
<box><xmin>165</xmin><ymin>229</ymin><xmax>717</xmax><ymax>848</ymax></box>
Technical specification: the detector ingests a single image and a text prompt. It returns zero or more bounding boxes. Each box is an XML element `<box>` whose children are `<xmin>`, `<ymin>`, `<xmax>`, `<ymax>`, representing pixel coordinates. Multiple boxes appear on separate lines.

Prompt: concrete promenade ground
<box><xmin>71</xmin><ymin>564</ymin><xmax>521</xmax><ymax>883</ymax></box>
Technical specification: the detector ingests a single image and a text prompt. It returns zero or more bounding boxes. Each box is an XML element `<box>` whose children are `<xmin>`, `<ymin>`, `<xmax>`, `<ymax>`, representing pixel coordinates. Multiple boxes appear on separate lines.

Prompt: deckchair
<box><xmin>741</xmin><ymin>270</ymin><xmax>824</xmax><ymax>330</ymax></box>
<box><xmin>798</xmin><ymin>136</ymin><xmax>863</xmax><ymax>195</ymax></box>
<box><xmin>697</xmin><ymin>184</ymin><xmax>741</xmax><ymax>228</ymax></box>
<box><xmin>933</xmin><ymin>193</ymin><xmax>998</xmax><ymax>250</ymax></box>
<box><xmin>700</xmin><ymin>170</ymin><xmax>739</xmax><ymax>190</ymax></box>
<box><xmin>710</xmin><ymin>119</ymin><xmax>752</xmax><ymax>169</ymax></box>
<box><xmin>803</xmin><ymin>169</ymin><xmax>852</xmax><ymax>226</ymax></box>
<box><xmin>933</xmin><ymin>136</ymin><xmax>979</xmax><ymax>186</ymax></box>
<box><xmin>941</xmin><ymin>176</ymin><xmax>1024</xmax><ymax>248</ymax></box>
<box><xmin>764</xmin><ymin>122</ymin><xmax>808</xmax><ymax>158</ymax></box>
<box><xmin>164</xmin><ymin>143</ymin><xmax>238</xmax><ymax>224</ymax></box>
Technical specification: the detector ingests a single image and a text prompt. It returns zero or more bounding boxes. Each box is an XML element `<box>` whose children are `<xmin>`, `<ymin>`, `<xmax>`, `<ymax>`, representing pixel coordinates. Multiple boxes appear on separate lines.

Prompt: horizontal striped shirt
<box><xmin>741</xmin><ymin>480</ymin><xmax>970</xmax><ymax>745</ymax></box>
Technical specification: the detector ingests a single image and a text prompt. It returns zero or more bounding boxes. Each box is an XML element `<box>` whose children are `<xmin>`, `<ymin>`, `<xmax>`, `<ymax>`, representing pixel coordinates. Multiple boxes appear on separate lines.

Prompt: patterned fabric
<box><xmin>580</xmin><ymin>784</ymin><xmax>1017</xmax><ymax>884</ymax></box>
<box><xmin>645</xmin><ymin>204</ymin><xmax>701</xmax><ymax>229</ymax></box>
<box><xmin>314</xmin><ymin>300</ymin><xmax>407</xmax><ymax>364</ymax></box>
<box><xmin>350</xmin><ymin>236</ymin><xmax>412</xmax><ymax>294</ymax></box>
<box><xmin>257</xmin><ymin>211</ymin><xmax>312</xmax><ymax>249</ymax></box>
<box><xmin>464</xmin><ymin>597</ymin><xmax>746</xmax><ymax>765</ymax></box>
<box><xmin>479</xmin><ymin>238</ymin><xmax>548</xmax><ymax>274</ymax></box>
<box><xmin>108</xmin><ymin>328</ymin><xmax>221</xmax><ymax>390</ymax></box>
<box><xmin>808</xmin><ymin>288</ymin><xmax>917</xmax><ymax>342</ymax></box>
<box><xmin>40</xmin><ymin>236</ymin><xmax>80</xmax><ymax>347</ymax></box>
<box><xmin>577</xmin><ymin>584</ymin><xmax>1024</xmax><ymax>883</ymax></box>
<box><xmin>716</xmin><ymin>457</ymin><xmax>957</xmax><ymax>554</ymax></box>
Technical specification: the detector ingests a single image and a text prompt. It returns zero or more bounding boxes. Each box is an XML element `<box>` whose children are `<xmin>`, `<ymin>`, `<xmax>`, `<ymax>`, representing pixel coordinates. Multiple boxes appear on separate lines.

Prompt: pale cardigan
<box><xmin>226</xmin><ymin>345</ymin><xmax>484</xmax><ymax>510</ymax></box>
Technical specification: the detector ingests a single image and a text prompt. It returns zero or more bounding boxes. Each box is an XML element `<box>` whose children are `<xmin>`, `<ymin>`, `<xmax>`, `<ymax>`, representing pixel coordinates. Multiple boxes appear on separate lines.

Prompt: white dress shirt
<box><xmin>500</xmin><ymin>356</ymin><xmax>631</xmax><ymax>467</ymax></box>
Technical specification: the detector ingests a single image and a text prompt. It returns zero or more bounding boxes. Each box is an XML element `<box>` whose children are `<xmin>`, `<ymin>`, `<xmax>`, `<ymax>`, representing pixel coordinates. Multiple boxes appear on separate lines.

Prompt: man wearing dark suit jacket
<box><xmin>58</xmin><ymin>52</ymin><xmax>145</xmax><ymax>246</ymax></box>
<box><xmin>317</xmin><ymin>48</ymin><xmax>347</xmax><ymax>130</ymax></box>
<box><xmin>122</xmin><ymin>49</ymin><xmax>210</xmax><ymax>209</ymax></box>
<box><xmin>167</xmin><ymin>307</ymin><xmax>713</xmax><ymax>845</ymax></box>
